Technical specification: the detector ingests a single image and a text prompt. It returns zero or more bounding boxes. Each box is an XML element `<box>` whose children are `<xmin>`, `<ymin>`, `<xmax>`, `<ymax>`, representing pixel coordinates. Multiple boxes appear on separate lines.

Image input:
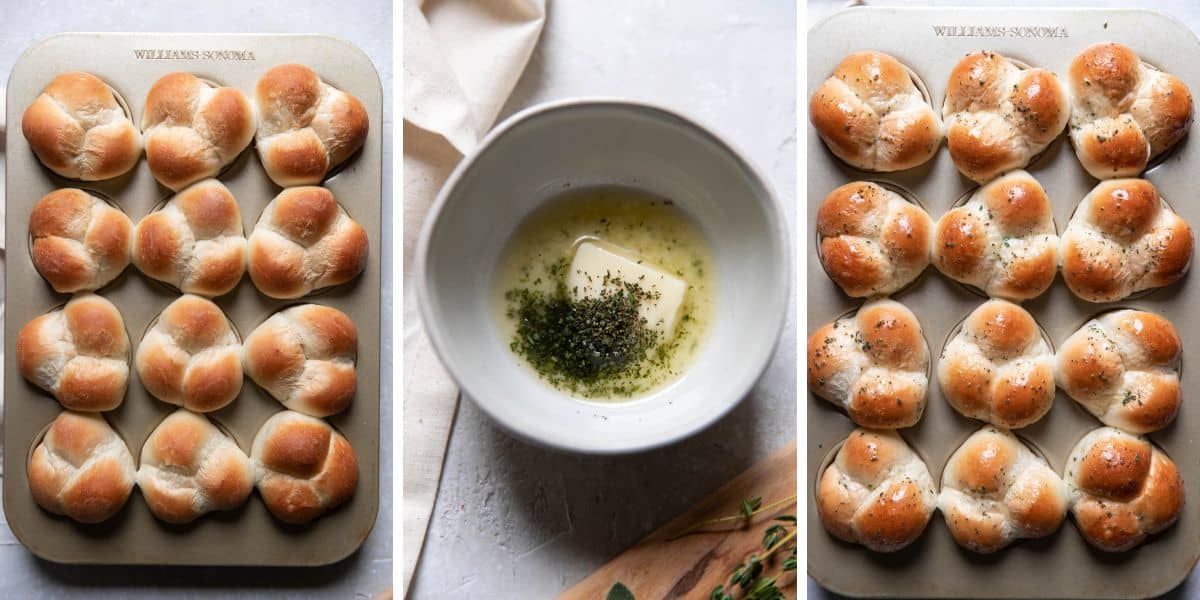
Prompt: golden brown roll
<box><xmin>1059</xmin><ymin>179</ymin><xmax>1192</xmax><ymax>303</ymax></box>
<box><xmin>16</xmin><ymin>294</ymin><xmax>129</xmax><ymax>411</ymax></box>
<box><xmin>808</xmin><ymin>298</ymin><xmax>929</xmax><ymax>428</ymax></box>
<box><xmin>135</xmin><ymin>295</ymin><xmax>243</xmax><ymax>412</ymax></box>
<box><xmin>137</xmin><ymin>409</ymin><xmax>254</xmax><ymax>524</ymax></box>
<box><xmin>243</xmin><ymin>304</ymin><xmax>357</xmax><ymax>417</ymax></box>
<box><xmin>809</xmin><ymin>51</ymin><xmax>942</xmax><ymax>172</ymax></box>
<box><xmin>29</xmin><ymin>188</ymin><xmax>133</xmax><ymax>293</ymax></box>
<box><xmin>938</xmin><ymin>300</ymin><xmax>1054</xmax><ymax>429</ymax></box>
<box><xmin>816</xmin><ymin>182</ymin><xmax>932</xmax><ymax>297</ymax></box>
<box><xmin>21</xmin><ymin>71</ymin><xmax>141</xmax><ymax>181</ymax></box>
<box><xmin>1067</xmin><ymin>43</ymin><xmax>1194</xmax><ymax>179</ymax></box>
<box><xmin>939</xmin><ymin>426</ymin><xmax>1068</xmax><ymax>553</ymax></box>
<box><xmin>247</xmin><ymin>187</ymin><xmax>369</xmax><ymax>299</ymax></box>
<box><xmin>131</xmin><ymin>179</ymin><xmax>246</xmax><ymax>297</ymax></box>
<box><xmin>1055</xmin><ymin>309</ymin><xmax>1181</xmax><ymax>434</ymax></box>
<box><xmin>142</xmin><ymin>72</ymin><xmax>256</xmax><ymax>191</ymax></box>
<box><xmin>942</xmin><ymin>51</ymin><xmax>1070</xmax><ymax>183</ymax></box>
<box><xmin>251</xmin><ymin>411</ymin><xmax>359</xmax><ymax>524</ymax></box>
<box><xmin>932</xmin><ymin>170</ymin><xmax>1058</xmax><ymax>300</ymax></box>
<box><xmin>1065</xmin><ymin>427</ymin><xmax>1184</xmax><ymax>552</ymax></box>
<box><xmin>255</xmin><ymin>64</ymin><xmax>369</xmax><ymax>187</ymax></box>
<box><xmin>817</xmin><ymin>428</ymin><xmax>937</xmax><ymax>552</ymax></box>
<box><xmin>28</xmin><ymin>411</ymin><xmax>135</xmax><ymax>523</ymax></box>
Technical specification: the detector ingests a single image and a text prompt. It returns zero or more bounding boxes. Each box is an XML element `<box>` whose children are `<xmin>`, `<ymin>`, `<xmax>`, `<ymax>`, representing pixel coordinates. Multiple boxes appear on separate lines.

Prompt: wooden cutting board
<box><xmin>560</xmin><ymin>440</ymin><xmax>798</xmax><ymax>599</ymax></box>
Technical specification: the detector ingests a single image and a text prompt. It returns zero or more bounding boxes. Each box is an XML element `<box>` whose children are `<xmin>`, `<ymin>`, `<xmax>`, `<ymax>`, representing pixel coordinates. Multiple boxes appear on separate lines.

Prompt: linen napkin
<box><xmin>402</xmin><ymin>0</ymin><xmax>545</xmax><ymax>594</ymax></box>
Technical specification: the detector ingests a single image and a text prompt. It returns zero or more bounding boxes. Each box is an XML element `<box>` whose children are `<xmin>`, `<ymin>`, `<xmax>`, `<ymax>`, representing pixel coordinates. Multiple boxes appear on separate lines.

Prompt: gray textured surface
<box><xmin>0</xmin><ymin>1</ymin><xmax>392</xmax><ymax>597</ymax></box>
<box><xmin>806</xmin><ymin>1</ymin><xmax>1200</xmax><ymax>598</ymax></box>
<box><xmin>407</xmin><ymin>1</ymin><xmax>797</xmax><ymax>597</ymax></box>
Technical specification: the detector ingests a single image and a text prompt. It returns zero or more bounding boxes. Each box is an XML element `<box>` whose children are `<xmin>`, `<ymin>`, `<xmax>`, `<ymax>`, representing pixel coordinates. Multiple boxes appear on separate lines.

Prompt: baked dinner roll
<box><xmin>816</xmin><ymin>428</ymin><xmax>936</xmax><ymax>552</ymax></box>
<box><xmin>1067</xmin><ymin>43</ymin><xmax>1194</xmax><ymax>179</ymax></box>
<box><xmin>1065</xmin><ymin>427</ymin><xmax>1184</xmax><ymax>552</ymax></box>
<box><xmin>30</xmin><ymin>188</ymin><xmax>133</xmax><ymax>293</ymax></box>
<box><xmin>135</xmin><ymin>295</ymin><xmax>243</xmax><ymax>412</ymax></box>
<box><xmin>817</xmin><ymin>182</ymin><xmax>932</xmax><ymax>297</ymax></box>
<box><xmin>1055</xmin><ymin>309</ymin><xmax>1181</xmax><ymax>434</ymax></box>
<box><xmin>28</xmin><ymin>411</ymin><xmax>135</xmax><ymax>523</ymax></box>
<box><xmin>255</xmin><ymin>64</ymin><xmax>369</xmax><ymax>187</ymax></box>
<box><xmin>808</xmin><ymin>298</ymin><xmax>929</xmax><ymax>428</ymax></box>
<box><xmin>131</xmin><ymin>179</ymin><xmax>246</xmax><ymax>297</ymax></box>
<box><xmin>939</xmin><ymin>300</ymin><xmax>1054</xmax><ymax>428</ymax></box>
<box><xmin>21</xmin><ymin>71</ymin><xmax>141</xmax><ymax>181</ymax></box>
<box><xmin>16</xmin><ymin>294</ymin><xmax>129</xmax><ymax>411</ymax></box>
<box><xmin>809</xmin><ymin>51</ymin><xmax>942</xmax><ymax>172</ymax></box>
<box><xmin>142</xmin><ymin>72</ymin><xmax>256</xmax><ymax>191</ymax></box>
<box><xmin>932</xmin><ymin>170</ymin><xmax>1058</xmax><ymax>300</ymax></box>
<box><xmin>244</xmin><ymin>304</ymin><xmax>357</xmax><ymax>417</ymax></box>
<box><xmin>1060</xmin><ymin>179</ymin><xmax>1192</xmax><ymax>302</ymax></box>
<box><xmin>137</xmin><ymin>409</ymin><xmax>254</xmax><ymax>523</ymax></box>
<box><xmin>939</xmin><ymin>426</ymin><xmax>1068</xmax><ymax>553</ymax></box>
<box><xmin>251</xmin><ymin>411</ymin><xmax>359</xmax><ymax>524</ymax></box>
<box><xmin>247</xmin><ymin>187</ymin><xmax>369</xmax><ymax>298</ymax></box>
<box><xmin>942</xmin><ymin>52</ymin><xmax>1070</xmax><ymax>183</ymax></box>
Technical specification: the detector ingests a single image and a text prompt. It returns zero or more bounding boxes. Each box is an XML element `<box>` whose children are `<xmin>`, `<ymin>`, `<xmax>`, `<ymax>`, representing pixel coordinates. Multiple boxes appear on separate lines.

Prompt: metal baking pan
<box><xmin>807</xmin><ymin>8</ymin><xmax>1200</xmax><ymax>598</ymax></box>
<box><xmin>3</xmin><ymin>33</ymin><xmax>381</xmax><ymax>566</ymax></box>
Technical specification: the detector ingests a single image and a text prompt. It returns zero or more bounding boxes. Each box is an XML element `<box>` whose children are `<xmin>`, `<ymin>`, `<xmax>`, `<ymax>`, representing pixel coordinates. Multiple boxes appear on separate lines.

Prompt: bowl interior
<box><xmin>420</xmin><ymin>101</ymin><xmax>788</xmax><ymax>453</ymax></box>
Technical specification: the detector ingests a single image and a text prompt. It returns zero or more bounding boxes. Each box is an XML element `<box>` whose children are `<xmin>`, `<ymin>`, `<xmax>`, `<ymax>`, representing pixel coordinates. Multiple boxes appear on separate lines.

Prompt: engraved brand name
<box><xmin>932</xmin><ymin>25</ymin><xmax>1068</xmax><ymax>38</ymax></box>
<box><xmin>132</xmin><ymin>49</ymin><xmax>256</xmax><ymax>61</ymax></box>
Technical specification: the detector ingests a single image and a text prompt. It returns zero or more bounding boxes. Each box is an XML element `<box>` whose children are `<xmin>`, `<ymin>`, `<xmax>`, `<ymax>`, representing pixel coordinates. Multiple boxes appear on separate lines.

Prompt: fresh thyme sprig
<box><xmin>668</xmin><ymin>494</ymin><xmax>797</xmax><ymax>540</ymax></box>
<box><xmin>709</xmin><ymin>501</ymin><xmax>798</xmax><ymax>600</ymax></box>
<box><xmin>607</xmin><ymin>495</ymin><xmax>797</xmax><ymax>600</ymax></box>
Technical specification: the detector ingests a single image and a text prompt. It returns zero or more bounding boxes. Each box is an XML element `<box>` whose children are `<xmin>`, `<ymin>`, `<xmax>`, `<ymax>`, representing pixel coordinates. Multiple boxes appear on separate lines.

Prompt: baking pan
<box><xmin>807</xmin><ymin>8</ymin><xmax>1200</xmax><ymax>598</ymax></box>
<box><xmin>3</xmin><ymin>33</ymin><xmax>381</xmax><ymax>566</ymax></box>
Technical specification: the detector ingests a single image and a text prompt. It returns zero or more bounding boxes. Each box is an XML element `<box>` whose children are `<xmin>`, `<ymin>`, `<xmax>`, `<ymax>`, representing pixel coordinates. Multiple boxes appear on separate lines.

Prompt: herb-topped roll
<box><xmin>938</xmin><ymin>300</ymin><xmax>1055</xmax><ymax>429</ymax></box>
<box><xmin>1059</xmin><ymin>179</ymin><xmax>1192</xmax><ymax>303</ymax></box>
<box><xmin>817</xmin><ymin>428</ymin><xmax>937</xmax><ymax>552</ymax></box>
<box><xmin>1055</xmin><ymin>309</ymin><xmax>1181</xmax><ymax>434</ymax></box>
<box><xmin>816</xmin><ymin>181</ymin><xmax>933</xmax><ymax>298</ymax></box>
<box><xmin>809</xmin><ymin>51</ymin><xmax>943</xmax><ymax>172</ymax></box>
<box><xmin>1067</xmin><ymin>42</ymin><xmax>1194</xmax><ymax>179</ymax></box>
<box><xmin>942</xmin><ymin>51</ymin><xmax>1070</xmax><ymax>183</ymax></box>
<box><xmin>939</xmin><ymin>426</ymin><xmax>1068</xmax><ymax>553</ymax></box>
<box><xmin>1065</xmin><ymin>427</ymin><xmax>1184</xmax><ymax>552</ymax></box>
<box><xmin>932</xmin><ymin>170</ymin><xmax>1058</xmax><ymax>301</ymax></box>
<box><xmin>808</xmin><ymin>298</ymin><xmax>929</xmax><ymax>429</ymax></box>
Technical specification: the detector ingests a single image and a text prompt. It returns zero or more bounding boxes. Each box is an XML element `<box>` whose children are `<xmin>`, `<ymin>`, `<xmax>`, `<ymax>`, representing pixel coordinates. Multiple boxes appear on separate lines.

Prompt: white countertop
<box><xmin>807</xmin><ymin>1</ymin><xmax>1199</xmax><ymax>598</ymax></box>
<box><xmin>0</xmin><ymin>1</ymin><xmax>392</xmax><ymax>597</ymax></box>
<box><xmin>407</xmin><ymin>1</ymin><xmax>797</xmax><ymax>597</ymax></box>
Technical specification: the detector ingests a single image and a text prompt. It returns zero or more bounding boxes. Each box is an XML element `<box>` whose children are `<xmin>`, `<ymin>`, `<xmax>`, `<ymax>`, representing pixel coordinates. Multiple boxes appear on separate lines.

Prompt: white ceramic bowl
<box><xmin>417</xmin><ymin>99</ymin><xmax>789</xmax><ymax>454</ymax></box>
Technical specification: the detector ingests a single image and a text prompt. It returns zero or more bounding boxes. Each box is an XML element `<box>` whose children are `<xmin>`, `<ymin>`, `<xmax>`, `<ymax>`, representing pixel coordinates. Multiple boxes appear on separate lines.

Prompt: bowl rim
<box><xmin>414</xmin><ymin>97</ymin><xmax>792</xmax><ymax>454</ymax></box>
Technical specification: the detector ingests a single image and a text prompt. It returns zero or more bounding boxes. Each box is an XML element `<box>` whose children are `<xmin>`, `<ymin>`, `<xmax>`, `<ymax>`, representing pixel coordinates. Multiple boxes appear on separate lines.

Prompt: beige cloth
<box><xmin>402</xmin><ymin>0</ymin><xmax>545</xmax><ymax>594</ymax></box>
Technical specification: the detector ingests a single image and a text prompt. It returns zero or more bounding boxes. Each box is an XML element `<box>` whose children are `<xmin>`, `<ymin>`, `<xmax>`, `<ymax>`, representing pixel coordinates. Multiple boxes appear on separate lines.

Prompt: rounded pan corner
<box><xmin>303</xmin><ymin>508</ymin><xmax>379</xmax><ymax>568</ymax></box>
<box><xmin>1138</xmin><ymin>549</ymin><xmax>1200</xmax><ymax>599</ymax></box>
<box><xmin>807</xmin><ymin>5</ymin><xmax>875</xmax><ymax>37</ymax></box>
<box><xmin>301</xmin><ymin>33</ymin><xmax>383</xmax><ymax>98</ymax></box>
<box><xmin>807</xmin><ymin>564</ymin><xmax>872</xmax><ymax>599</ymax></box>
<box><xmin>0</xmin><ymin>490</ymin><xmax>49</xmax><ymax>562</ymax></box>
<box><xmin>1118</xmin><ymin>7</ymin><xmax>1200</xmax><ymax>49</ymax></box>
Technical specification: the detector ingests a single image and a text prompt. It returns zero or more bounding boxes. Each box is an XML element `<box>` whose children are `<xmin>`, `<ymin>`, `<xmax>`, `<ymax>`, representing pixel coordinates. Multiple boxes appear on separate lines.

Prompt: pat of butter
<box><xmin>567</xmin><ymin>241</ymin><xmax>687</xmax><ymax>336</ymax></box>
